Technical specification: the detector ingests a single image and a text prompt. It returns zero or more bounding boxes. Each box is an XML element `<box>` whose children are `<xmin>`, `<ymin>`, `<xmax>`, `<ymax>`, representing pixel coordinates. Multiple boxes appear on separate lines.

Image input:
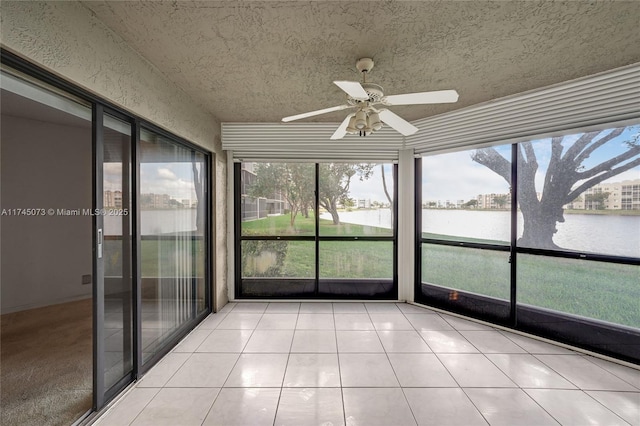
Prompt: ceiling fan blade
<box><xmin>282</xmin><ymin>105</ymin><xmax>350</xmax><ymax>122</ymax></box>
<box><xmin>384</xmin><ymin>89</ymin><xmax>459</xmax><ymax>105</ymax></box>
<box><xmin>330</xmin><ymin>114</ymin><xmax>354</xmax><ymax>140</ymax></box>
<box><xmin>334</xmin><ymin>81</ymin><xmax>369</xmax><ymax>100</ymax></box>
<box><xmin>378</xmin><ymin>109</ymin><xmax>419</xmax><ymax>136</ymax></box>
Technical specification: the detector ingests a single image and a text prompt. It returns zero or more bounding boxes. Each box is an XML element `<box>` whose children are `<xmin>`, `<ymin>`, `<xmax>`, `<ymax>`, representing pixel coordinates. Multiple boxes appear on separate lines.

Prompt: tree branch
<box><xmin>576</xmin><ymin>145</ymin><xmax>640</xmax><ymax>180</ymax></box>
<box><xmin>562</xmin><ymin>130</ymin><xmax>601</xmax><ymax>161</ymax></box>
<box><xmin>543</xmin><ymin>138</ymin><xmax>563</xmax><ymax>190</ymax></box>
<box><xmin>471</xmin><ymin>147</ymin><xmax>511</xmax><ymax>184</ymax></box>
<box><xmin>567</xmin><ymin>156</ymin><xmax>640</xmax><ymax>201</ymax></box>
<box><xmin>574</xmin><ymin>128</ymin><xmax>626</xmax><ymax>165</ymax></box>
<box><xmin>521</xmin><ymin>141</ymin><xmax>537</xmax><ymax>166</ymax></box>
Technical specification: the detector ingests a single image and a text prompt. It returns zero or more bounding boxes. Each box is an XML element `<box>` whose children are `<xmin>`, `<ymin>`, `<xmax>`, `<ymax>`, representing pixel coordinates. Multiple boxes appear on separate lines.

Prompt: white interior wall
<box><xmin>1</xmin><ymin>115</ymin><xmax>92</xmax><ymax>313</ymax></box>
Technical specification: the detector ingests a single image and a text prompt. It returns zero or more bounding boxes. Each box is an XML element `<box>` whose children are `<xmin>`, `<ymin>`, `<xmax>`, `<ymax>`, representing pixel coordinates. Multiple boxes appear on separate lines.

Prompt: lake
<box><xmin>322</xmin><ymin>209</ymin><xmax>639</xmax><ymax>258</ymax></box>
<box><xmin>106</xmin><ymin>208</ymin><xmax>639</xmax><ymax>257</ymax></box>
<box><xmin>104</xmin><ymin>209</ymin><xmax>198</xmax><ymax>236</ymax></box>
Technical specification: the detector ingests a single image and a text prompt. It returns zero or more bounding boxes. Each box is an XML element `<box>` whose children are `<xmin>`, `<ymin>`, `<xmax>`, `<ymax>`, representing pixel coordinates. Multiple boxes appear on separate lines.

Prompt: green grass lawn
<box><xmin>105</xmin><ymin>238</ymin><xmax>205</xmax><ymax>277</ymax></box>
<box><xmin>241</xmin><ymin>213</ymin><xmax>393</xmax><ymax>278</ymax></box>
<box><xmin>242</xmin><ymin>212</ymin><xmax>392</xmax><ymax>236</ymax></box>
<box><xmin>241</xmin><ymin>213</ymin><xmax>639</xmax><ymax>329</ymax></box>
<box><xmin>422</xmin><ymin>243</ymin><xmax>639</xmax><ymax>328</ymax></box>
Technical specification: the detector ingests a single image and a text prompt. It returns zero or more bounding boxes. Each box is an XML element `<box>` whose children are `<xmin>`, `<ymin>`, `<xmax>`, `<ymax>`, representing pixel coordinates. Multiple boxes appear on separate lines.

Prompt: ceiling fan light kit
<box><xmin>282</xmin><ymin>58</ymin><xmax>459</xmax><ymax>139</ymax></box>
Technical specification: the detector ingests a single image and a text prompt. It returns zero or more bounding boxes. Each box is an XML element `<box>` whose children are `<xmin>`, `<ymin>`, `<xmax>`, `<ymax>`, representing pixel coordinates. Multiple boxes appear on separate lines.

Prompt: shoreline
<box><xmin>421</xmin><ymin>208</ymin><xmax>640</xmax><ymax>216</ymax></box>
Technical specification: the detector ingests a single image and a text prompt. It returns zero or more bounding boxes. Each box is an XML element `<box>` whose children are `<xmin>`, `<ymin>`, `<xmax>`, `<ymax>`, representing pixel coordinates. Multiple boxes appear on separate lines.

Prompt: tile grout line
<box><xmin>271</xmin><ymin>302</ymin><xmax>301</xmax><ymax>425</ymax></box>
<box><xmin>197</xmin><ymin>303</ymin><xmax>247</xmax><ymax>425</ymax></box>
<box><xmin>331</xmin><ymin>302</ymin><xmax>349</xmax><ymax>426</ymax></box>
<box><xmin>378</xmin><ymin>304</ymin><xmax>419</xmax><ymax>425</ymax></box>
<box><xmin>401</xmin><ymin>303</ymin><xmax>498</xmax><ymax>425</ymax></box>
<box><xmin>218</xmin><ymin>303</ymin><xmax>264</xmax><ymax>391</ymax></box>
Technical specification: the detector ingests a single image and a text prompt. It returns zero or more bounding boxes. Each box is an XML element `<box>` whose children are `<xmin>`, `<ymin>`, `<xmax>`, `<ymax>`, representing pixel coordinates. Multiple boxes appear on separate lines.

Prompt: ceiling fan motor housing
<box><xmin>356</xmin><ymin>57</ymin><xmax>375</xmax><ymax>73</ymax></box>
<box><xmin>347</xmin><ymin>83</ymin><xmax>384</xmax><ymax>105</ymax></box>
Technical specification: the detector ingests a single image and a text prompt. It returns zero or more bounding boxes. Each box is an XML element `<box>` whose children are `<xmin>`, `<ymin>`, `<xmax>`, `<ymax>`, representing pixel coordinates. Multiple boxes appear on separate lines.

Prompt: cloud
<box><xmin>140</xmin><ymin>163</ymin><xmax>198</xmax><ymax>200</ymax></box>
<box><xmin>348</xmin><ymin>164</ymin><xmax>394</xmax><ymax>202</ymax></box>
<box><xmin>157</xmin><ymin>168</ymin><xmax>178</xmax><ymax>180</ymax></box>
<box><xmin>422</xmin><ymin>150</ymin><xmax>510</xmax><ymax>201</ymax></box>
<box><xmin>104</xmin><ymin>163</ymin><xmax>122</xmax><ymax>176</ymax></box>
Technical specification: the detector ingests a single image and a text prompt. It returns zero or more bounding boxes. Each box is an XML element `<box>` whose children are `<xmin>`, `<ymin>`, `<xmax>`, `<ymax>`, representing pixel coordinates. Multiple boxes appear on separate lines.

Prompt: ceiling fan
<box><xmin>282</xmin><ymin>58</ymin><xmax>459</xmax><ymax>139</ymax></box>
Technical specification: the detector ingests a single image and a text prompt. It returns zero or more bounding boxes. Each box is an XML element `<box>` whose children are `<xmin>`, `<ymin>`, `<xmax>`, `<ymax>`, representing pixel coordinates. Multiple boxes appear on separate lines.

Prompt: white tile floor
<box><xmin>95</xmin><ymin>302</ymin><xmax>640</xmax><ymax>426</ymax></box>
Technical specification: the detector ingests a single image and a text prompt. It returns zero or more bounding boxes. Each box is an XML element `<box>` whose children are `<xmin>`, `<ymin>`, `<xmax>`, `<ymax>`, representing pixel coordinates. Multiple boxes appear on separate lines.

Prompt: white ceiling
<box><xmin>80</xmin><ymin>1</ymin><xmax>640</xmax><ymax>124</ymax></box>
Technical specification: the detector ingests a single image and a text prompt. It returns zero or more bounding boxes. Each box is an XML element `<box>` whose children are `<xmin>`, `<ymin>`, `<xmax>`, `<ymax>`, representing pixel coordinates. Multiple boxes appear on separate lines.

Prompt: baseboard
<box><xmin>1</xmin><ymin>294</ymin><xmax>92</xmax><ymax>315</ymax></box>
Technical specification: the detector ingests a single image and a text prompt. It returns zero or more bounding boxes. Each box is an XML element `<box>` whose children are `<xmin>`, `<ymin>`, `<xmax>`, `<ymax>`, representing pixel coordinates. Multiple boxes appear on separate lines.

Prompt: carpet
<box><xmin>1</xmin><ymin>299</ymin><xmax>93</xmax><ymax>426</ymax></box>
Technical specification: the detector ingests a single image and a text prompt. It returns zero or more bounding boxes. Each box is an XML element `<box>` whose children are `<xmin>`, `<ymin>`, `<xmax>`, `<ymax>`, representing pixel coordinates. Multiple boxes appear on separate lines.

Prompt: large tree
<box><xmin>319</xmin><ymin>163</ymin><xmax>374</xmax><ymax>225</ymax></box>
<box><xmin>472</xmin><ymin>128</ymin><xmax>639</xmax><ymax>249</ymax></box>
<box><xmin>248</xmin><ymin>163</ymin><xmax>313</xmax><ymax>227</ymax></box>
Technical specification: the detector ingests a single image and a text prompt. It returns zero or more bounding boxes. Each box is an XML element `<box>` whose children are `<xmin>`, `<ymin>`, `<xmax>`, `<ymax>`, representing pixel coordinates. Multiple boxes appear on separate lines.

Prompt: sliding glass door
<box><xmin>94</xmin><ymin>109</ymin><xmax>134</xmax><ymax>405</ymax></box>
<box><xmin>3</xmin><ymin>51</ymin><xmax>213</xmax><ymax>419</ymax></box>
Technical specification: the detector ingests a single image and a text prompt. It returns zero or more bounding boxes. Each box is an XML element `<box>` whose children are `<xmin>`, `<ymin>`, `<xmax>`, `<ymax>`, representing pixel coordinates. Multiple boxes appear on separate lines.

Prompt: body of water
<box><xmin>105</xmin><ymin>209</ymin><xmax>198</xmax><ymax>236</ymax></box>
<box><xmin>322</xmin><ymin>209</ymin><xmax>639</xmax><ymax>258</ymax></box>
<box><xmin>107</xmin><ymin>208</ymin><xmax>638</xmax><ymax>257</ymax></box>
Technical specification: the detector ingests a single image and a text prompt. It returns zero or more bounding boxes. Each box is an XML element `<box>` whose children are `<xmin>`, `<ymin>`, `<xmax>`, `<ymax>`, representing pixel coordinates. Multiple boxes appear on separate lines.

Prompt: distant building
<box><xmin>104</xmin><ymin>190</ymin><xmax>122</xmax><ymax>208</ymax></box>
<box><xmin>240</xmin><ymin>162</ymin><xmax>286</xmax><ymax>221</ymax></box>
<box><xmin>477</xmin><ymin>193</ymin><xmax>512</xmax><ymax>210</ymax></box>
<box><xmin>566</xmin><ymin>179</ymin><xmax>640</xmax><ymax>210</ymax></box>
<box><xmin>140</xmin><ymin>193</ymin><xmax>171</xmax><ymax>209</ymax></box>
<box><xmin>356</xmin><ymin>199</ymin><xmax>371</xmax><ymax>209</ymax></box>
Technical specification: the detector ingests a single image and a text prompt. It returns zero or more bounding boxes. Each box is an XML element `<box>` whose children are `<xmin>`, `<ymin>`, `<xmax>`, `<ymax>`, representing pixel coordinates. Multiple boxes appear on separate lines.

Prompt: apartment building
<box><xmin>567</xmin><ymin>179</ymin><xmax>640</xmax><ymax>210</ymax></box>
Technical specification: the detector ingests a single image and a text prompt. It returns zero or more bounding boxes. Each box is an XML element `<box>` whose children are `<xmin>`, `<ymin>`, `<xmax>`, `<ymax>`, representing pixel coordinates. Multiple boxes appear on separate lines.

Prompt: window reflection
<box><xmin>139</xmin><ymin>130</ymin><xmax>207</xmax><ymax>363</ymax></box>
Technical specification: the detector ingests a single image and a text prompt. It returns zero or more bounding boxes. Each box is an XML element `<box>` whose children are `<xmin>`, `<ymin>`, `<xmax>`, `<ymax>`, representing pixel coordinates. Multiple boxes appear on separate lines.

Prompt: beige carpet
<box><xmin>1</xmin><ymin>299</ymin><xmax>93</xmax><ymax>426</ymax></box>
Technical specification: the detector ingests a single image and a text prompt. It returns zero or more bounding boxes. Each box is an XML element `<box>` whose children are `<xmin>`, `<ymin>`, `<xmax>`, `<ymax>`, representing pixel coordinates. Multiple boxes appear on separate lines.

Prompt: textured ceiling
<box><xmin>80</xmin><ymin>1</ymin><xmax>640</xmax><ymax>124</ymax></box>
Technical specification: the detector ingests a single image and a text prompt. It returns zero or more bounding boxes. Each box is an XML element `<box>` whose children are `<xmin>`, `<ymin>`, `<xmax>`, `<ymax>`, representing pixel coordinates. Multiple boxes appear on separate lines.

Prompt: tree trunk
<box><xmin>380</xmin><ymin>164</ymin><xmax>394</xmax><ymax>226</ymax></box>
<box><xmin>191</xmin><ymin>159</ymin><xmax>203</xmax><ymax>233</ymax></box>
<box><xmin>289</xmin><ymin>205</ymin><xmax>298</xmax><ymax>227</ymax></box>
<box><xmin>320</xmin><ymin>198</ymin><xmax>341</xmax><ymax>225</ymax></box>
<box><xmin>328</xmin><ymin>207</ymin><xmax>340</xmax><ymax>225</ymax></box>
<box><xmin>517</xmin><ymin>200</ymin><xmax>562</xmax><ymax>249</ymax></box>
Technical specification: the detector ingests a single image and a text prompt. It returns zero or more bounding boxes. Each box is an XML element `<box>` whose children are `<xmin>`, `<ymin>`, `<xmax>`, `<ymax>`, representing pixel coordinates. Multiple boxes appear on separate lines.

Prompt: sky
<box><xmin>104</xmin><ymin>162</ymin><xmax>201</xmax><ymax>201</ymax></box>
<box><xmin>348</xmin><ymin>163</ymin><xmax>395</xmax><ymax>203</ymax></box>
<box><xmin>105</xmin><ymin>125</ymin><xmax>640</xmax><ymax>204</ymax></box>
<box><xmin>421</xmin><ymin>125</ymin><xmax>640</xmax><ymax>202</ymax></box>
<box><xmin>337</xmin><ymin>125</ymin><xmax>640</xmax><ymax>203</ymax></box>
<box><xmin>140</xmin><ymin>163</ymin><xmax>200</xmax><ymax>200</ymax></box>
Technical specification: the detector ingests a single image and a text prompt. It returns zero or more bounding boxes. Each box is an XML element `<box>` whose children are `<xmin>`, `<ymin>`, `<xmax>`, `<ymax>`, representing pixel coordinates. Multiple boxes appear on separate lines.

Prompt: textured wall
<box><xmin>1</xmin><ymin>1</ymin><xmax>228</xmax><ymax>309</ymax></box>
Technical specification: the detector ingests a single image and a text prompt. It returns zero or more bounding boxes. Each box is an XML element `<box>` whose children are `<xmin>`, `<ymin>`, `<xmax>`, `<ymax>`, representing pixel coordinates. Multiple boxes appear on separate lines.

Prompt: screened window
<box><xmin>417</xmin><ymin>124</ymin><xmax>640</xmax><ymax>363</ymax></box>
<box><xmin>236</xmin><ymin>161</ymin><xmax>397</xmax><ymax>299</ymax></box>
